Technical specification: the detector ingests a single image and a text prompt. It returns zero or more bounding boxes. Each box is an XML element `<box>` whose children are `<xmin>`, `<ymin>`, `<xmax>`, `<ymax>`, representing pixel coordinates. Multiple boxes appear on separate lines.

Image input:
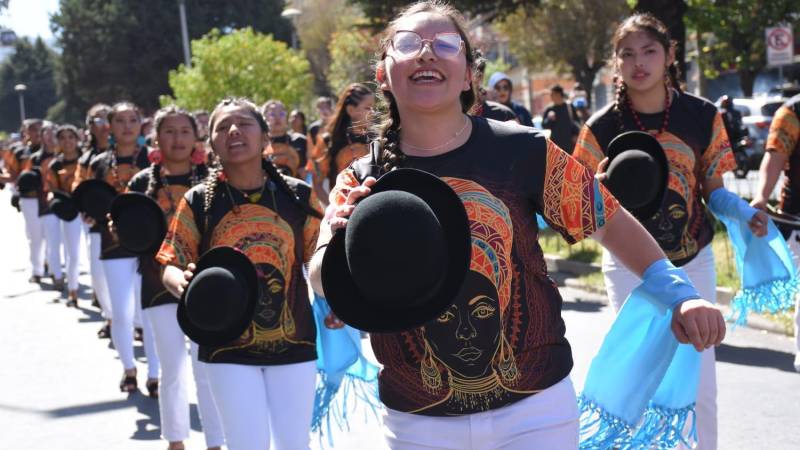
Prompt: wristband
<box><xmin>707</xmin><ymin>188</ymin><xmax>758</xmax><ymax>224</ymax></box>
<box><xmin>639</xmin><ymin>258</ymin><xmax>702</xmax><ymax>309</ymax></box>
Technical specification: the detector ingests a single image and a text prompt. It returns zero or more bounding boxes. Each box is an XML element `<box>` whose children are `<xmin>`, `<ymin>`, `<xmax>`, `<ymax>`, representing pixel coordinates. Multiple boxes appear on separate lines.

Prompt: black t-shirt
<box><xmin>27</xmin><ymin>149</ymin><xmax>56</xmax><ymax>216</ymax></box>
<box><xmin>308</xmin><ymin>119</ymin><xmax>323</xmax><ymax>147</ymax></box>
<box><xmin>89</xmin><ymin>148</ymin><xmax>150</xmax><ymax>259</ymax></box>
<box><xmin>477</xmin><ymin>101</ymin><xmax>517</xmax><ymax>122</ymax></box>
<box><xmin>156</xmin><ymin>173</ymin><xmax>322</xmax><ymax>365</ymax></box>
<box><xmin>129</xmin><ymin>165</ymin><xmax>208</xmax><ymax>310</ymax></box>
<box><xmin>266</xmin><ymin>132</ymin><xmax>307</xmax><ymax>177</ymax></box>
<box><xmin>542</xmin><ymin>103</ymin><xmax>579</xmax><ymax>154</ymax></box>
<box><xmin>574</xmin><ymin>90</ymin><xmax>735</xmax><ymax>266</ymax></box>
<box><xmin>329</xmin><ymin>116</ymin><xmax>619</xmax><ymax>416</ymax></box>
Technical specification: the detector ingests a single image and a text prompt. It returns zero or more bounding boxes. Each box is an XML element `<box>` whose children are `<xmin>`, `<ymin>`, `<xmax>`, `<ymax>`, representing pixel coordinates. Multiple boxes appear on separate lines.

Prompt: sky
<box><xmin>1</xmin><ymin>0</ymin><xmax>60</xmax><ymax>42</ymax></box>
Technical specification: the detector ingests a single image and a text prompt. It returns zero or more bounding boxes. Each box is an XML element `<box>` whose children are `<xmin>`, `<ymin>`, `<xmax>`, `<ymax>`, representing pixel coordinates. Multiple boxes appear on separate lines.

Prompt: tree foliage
<box><xmin>164</xmin><ymin>28</ymin><xmax>313</xmax><ymax>112</ymax></box>
<box><xmin>687</xmin><ymin>0</ymin><xmax>800</xmax><ymax>97</ymax></box>
<box><xmin>0</xmin><ymin>37</ymin><xmax>58</xmax><ymax>132</ymax></box>
<box><xmin>50</xmin><ymin>0</ymin><xmax>293</xmax><ymax>122</ymax></box>
<box><xmin>328</xmin><ymin>28</ymin><xmax>379</xmax><ymax>94</ymax></box>
<box><xmin>497</xmin><ymin>0</ymin><xmax>629</xmax><ymax>108</ymax></box>
<box><xmin>348</xmin><ymin>0</ymin><xmax>539</xmax><ymax>25</ymax></box>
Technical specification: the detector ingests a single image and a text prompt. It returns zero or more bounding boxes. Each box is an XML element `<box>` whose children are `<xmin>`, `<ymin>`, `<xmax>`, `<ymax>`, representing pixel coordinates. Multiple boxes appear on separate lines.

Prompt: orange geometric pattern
<box><xmin>572</xmin><ymin>126</ymin><xmax>605</xmax><ymax>172</ymax></box>
<box><xmin>156</xmin><ymin>198</ymin><xmax>201</xmax><ymax>269</ymax></box>
<box><xmin>263</xmin><ymin>142</ymin><xmax>301</xmax><ymax>177</ymax></box>
<box><xmin>702</xmin><ymin>113</ymin><xmax>736</xmax><ymax>179</ymax></box>
<box><xmin>768</xmin><ymin>105</ymin><xmax>800</xmax><ymax>157</ymax></box>
<box><xmin>445</xmin><ymin>178</ymin><xmax>514</xmax><ymax>311</ymax></box>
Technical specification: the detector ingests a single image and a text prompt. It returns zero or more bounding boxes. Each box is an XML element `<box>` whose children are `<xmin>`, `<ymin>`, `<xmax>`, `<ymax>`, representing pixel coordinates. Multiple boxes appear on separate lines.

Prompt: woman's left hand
<box><xmin>324</xmin><ymin>311</ymin><xmax>345</xmax><ymax>329</ymax></box>
<box><xmin>748</xmin><ymin>210</ymin><xmax>768</xmax><ymax>237</ymax></box>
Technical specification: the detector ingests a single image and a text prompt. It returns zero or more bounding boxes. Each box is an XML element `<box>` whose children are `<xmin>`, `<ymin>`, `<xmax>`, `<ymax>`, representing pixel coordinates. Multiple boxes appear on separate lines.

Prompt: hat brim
<box><xmin>177</xmin><ymin>246</ymin><xmax>259</xmax><ymax>346</ymax></box>
<box><xmin>49</xmin><ymin>191</ymin><xmax>79</xmax><ymax>221</ymax></box>
<box><xmin>72</xmin><ymin>179</ymin><xmax>118</xmax><ymax>221</ymax></box>
<box><xmin>606</xmin><ymin>131</ymin><xmax>668</xmax><ymax>221</ymax></box>
<box><xmin>110</xmin><ymin>192</ymin><xmax>167</xmax><ymax>255</ymax></box>
<box><xmin>322</xmin><ymin>168</ymin><xmax>471</xmax><ymax>333</ymax></box>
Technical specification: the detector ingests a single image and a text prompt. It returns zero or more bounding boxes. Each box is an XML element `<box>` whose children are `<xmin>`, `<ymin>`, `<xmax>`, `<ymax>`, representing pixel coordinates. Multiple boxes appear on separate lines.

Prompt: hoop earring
<box><xmin>497</xmin><ymin>333</ymin><xmax>518</xmax><ymax>385</ymax></box>
<box><xmin>420</xmin><ymin>339</ymin><xmax>443</xmax><ymax>394</ymax></box>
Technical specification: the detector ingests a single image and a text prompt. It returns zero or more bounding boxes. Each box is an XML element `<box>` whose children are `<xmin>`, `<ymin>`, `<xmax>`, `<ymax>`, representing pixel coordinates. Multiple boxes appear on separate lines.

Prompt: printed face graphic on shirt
<box><xmin>254</xmin><ymin>263</ymin><xmax>285</xmax><ymax>330</ymax></box>
<box><xmin>424</xmin><ymin>270</ymin><xmax>501</xmax><ymax>379</ymax></box>
<box><xmin>642</xmin><ymin>189</ymin><xmax>689</xmax><ymax>252</ymax></box>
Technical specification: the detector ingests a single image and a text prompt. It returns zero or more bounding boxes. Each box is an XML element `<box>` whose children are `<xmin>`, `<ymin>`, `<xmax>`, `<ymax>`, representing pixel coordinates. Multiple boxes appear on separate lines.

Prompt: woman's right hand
<box><xmin>177</xmin><ymin>263</ymin><xmax>197</xmax><ymax>295</ymax></box>
<box><xmin>81</xmin><ymin>213</ymin><xmax>96</xmax><ymax>227</ymax></box>
<box><xmin>326</xmin><ymin>176</ymin><xmax>377</xmax><ymax>233</ymax></box>
<box><xmin>594</xmin><ymin>157</ymin><xmax>609</xmax><ymax>182</ymax></box>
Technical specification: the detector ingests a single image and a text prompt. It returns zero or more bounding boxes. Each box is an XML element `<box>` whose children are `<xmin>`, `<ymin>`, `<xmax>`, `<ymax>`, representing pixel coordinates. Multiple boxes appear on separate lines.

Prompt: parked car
<box><xmin>716</xmin><ymin>96</ymin><xmax>786</xmax><ymax>177</ymax></box>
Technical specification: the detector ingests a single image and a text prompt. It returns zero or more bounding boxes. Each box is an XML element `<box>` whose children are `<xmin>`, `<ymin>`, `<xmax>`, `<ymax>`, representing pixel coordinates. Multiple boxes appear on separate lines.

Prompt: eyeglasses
<box><xmin>390</xmin><ymin>30</ymin><xmax>464</xmax><ymax>60</ymax></box>
<box><xmin>91</xmin><ymin>117</ymin><xmax>109</xmax><ymax>127</ymax></box>
<box><xmin>266</xmin><ymin>110</ymin><xmax>287</xmax><ymax>119</ymax></box>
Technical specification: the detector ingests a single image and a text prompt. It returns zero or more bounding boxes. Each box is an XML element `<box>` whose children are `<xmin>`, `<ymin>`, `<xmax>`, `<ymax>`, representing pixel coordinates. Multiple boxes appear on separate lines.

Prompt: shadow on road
<box><xmin>716</xmin><ymin>343</ymin><xmax>796</xmax><ymax>373</ymax></box>
<box><xmin>562</xmin><ymin>300</ymin><xmax>605</xmax><ymax>313</ymax></box>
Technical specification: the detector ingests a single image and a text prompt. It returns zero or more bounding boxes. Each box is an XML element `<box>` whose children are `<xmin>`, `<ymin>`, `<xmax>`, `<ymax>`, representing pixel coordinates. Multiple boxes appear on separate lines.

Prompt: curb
<box><xmin>546</xmin><ymin>254</ymin><xmax>792</xmax><ymax>337</ymax></box>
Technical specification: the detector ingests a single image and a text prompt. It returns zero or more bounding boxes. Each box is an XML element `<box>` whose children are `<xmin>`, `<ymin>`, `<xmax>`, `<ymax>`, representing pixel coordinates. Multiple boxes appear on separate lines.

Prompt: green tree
<box><xmin>328</xmin><ymin>28</ymin><xmax>379</xmax><ymax>94</ymax></box>
<box><xmin>497</xmin><ymin>0</ymin><xmax>630</xmax><ymax>108</ymax></box>
<box><xmin>687</xmin><ymin>0</ymin><xmax>800</xmax><ymax>97</ymax></box>
<box><xmin>349</xmin><ymin>0</ymin><xmax>539</xmax><ymax>25</ymax></box>
<box><xmin>164</xmin><ymin>28</ymin><xmax>313</xmax><ymax>111</ymax></box>
<box><xmin>50</xmin><ymin>0</ymin><xmax>293</xmax><ymax>122</ymax></box>
<box><xmin>0</xmin><ymin>37</ymin><xmax>58</xmax><ymax>132</ymax></box>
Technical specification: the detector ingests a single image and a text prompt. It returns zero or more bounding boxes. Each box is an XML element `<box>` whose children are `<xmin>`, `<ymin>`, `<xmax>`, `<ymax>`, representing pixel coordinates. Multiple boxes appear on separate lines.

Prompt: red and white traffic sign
<box><xmin>766</xmin><ymin>25</ymin><xmax>794</xmax><ymax>67</ymax></box>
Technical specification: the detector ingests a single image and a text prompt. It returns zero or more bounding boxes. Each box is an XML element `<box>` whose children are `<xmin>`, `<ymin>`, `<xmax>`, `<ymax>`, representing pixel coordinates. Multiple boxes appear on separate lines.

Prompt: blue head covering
<box><xmin>487</xmin><ymin>72</ymin><xmax>511</xmax><ymax>90</ymax></box>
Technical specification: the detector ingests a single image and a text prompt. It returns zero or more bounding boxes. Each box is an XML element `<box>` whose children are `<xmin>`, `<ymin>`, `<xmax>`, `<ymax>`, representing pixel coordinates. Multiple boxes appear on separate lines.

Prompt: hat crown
<box><xmin>185</xmin><ymin>266</ymin><xmax>248</xmax><ymax>332</ymax></box>
<box><xmin>345</xmin><ymin>190</ymin><xmax>447</xmax><ymax>309</ymax></box>
<box><xmin>606</xmin><ymin>150</ymin><xmax>662</xmax><ymax>209</ymax></box>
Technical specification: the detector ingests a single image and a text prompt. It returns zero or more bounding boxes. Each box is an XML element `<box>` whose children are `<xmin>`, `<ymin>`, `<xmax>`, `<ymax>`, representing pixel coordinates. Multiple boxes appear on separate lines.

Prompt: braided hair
<box><xmin>610</xmin><ymin>13</ymin><xmax>682</xmax><ymax>131</ymax></box>
<box><xmin>205</xmin><ymin>97</ymin><xmax>322</xmax><ymax>223</ymax></box>
<box><xmin>373</xmin><ymin>0</ymin><xmax>478</xmax><ymax>173</ymax></box>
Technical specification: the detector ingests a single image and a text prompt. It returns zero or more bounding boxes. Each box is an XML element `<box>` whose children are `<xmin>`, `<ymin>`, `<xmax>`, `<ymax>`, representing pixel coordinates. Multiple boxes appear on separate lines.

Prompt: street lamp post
<box><xmin>281</xmin><ymin>7</ymin><xmax>302</xmax><ymax>49</ymax></box>
<box><xmin>14</xmin><ymin>84</ymin><xmax>26</xmax><ymax>124</ymax></box>
<box><xmin>178</xmin><ymin>0</ymin><xmax>192</xmax><ymax>68</ymax></box>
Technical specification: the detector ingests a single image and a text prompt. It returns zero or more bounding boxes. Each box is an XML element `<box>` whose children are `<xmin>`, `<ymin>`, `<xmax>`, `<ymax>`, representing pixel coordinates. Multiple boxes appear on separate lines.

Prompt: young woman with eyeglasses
<box><xmin>306</xmin><ymin>83</ymin><xmax>374</xmax><ymax>206</ymax></box>
<box><xmin>261</xmin><ymin>99</ymin><xmax>308</xmax><ymax>179</ymax></box>
<box><xmin>308</xmin><ymin>2</ymin><xmax>726</xmax><ymax>448</ymax></box>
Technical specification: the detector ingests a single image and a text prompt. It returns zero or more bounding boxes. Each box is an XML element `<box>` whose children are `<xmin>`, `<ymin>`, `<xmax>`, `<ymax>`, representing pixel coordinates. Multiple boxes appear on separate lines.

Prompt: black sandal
<box><xmin>97</xmin><ymin>323</ymin><xmax>111</xmax><ymax>339</ymax></box>
<box><xmin>120</xmin><ymin>373</ymin><xmax>137</xmax><ymax>393</ymax></box>
<box><xmin>146</xmin><ymin>379</ymin><xmax>159</xmax><ymax>399</ymax></box>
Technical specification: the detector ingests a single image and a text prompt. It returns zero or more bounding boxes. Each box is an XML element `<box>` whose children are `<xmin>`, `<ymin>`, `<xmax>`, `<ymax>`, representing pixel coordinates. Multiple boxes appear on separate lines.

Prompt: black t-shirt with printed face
<box><xmin>329</xmin><ymin>116</ymin><xmax>619</xmax><ymax>416</ymax></box>
<box><xmin>28</xmin><ymin>149</ymin><xmax>56</xmax><ymax>216</ymax></box>
<box><xmin>129</xmin><ymin>165</ymin><xmax>207</xmax><ymax>310</ymax></box>
<box><xmin>573</xmin><ymin>90</ymin><xmax>735</xmax><ymax>267</ymax></box>
<box><xmin>89</xmin><ymin>148</ymin><xmax>150</xmax><ymax>259</ymax></box>
<box><xmin>156</xmin><ymin>174</ymin><xmax>322</xmax><ymax>366</ymax></box>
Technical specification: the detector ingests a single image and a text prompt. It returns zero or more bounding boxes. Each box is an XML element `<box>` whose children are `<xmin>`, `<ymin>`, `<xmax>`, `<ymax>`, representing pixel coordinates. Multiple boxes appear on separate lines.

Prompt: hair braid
<box><xmin>261</xmin><ymin>158</ymin><xmax>322</xmax><ymax>219</ymax></box>
<box><xmin>145</xmin><ymin>164</ymin><xmax>160</xmax><ymax>198</ymax></box>
<box><xmin>614</xmin><ymin>78</ymin><xmax>627</xmax><ymax>132</ymax></box>
<box><xmin>203</xmin><ymin>166</ymin><xmax>220</xmax><ymax>232</ymax></box>
<box><xmin>379</xmin><ymin>91</ymin><xmax>405</xmax><ymax>173</ymax></box>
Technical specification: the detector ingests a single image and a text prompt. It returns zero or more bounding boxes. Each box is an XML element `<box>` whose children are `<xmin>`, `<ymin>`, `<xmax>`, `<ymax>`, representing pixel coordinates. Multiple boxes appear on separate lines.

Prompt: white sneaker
<box><xmin>794</xmin><ymin>354</ymin><xmax>800</xmax><ymax>372</ymax></box>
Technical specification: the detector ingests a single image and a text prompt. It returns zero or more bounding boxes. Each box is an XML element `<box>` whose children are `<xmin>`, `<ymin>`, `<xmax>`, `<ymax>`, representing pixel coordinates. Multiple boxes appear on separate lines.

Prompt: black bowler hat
<box><xmin>110</xmin><ymin>192</ymin><xmax>167</xmax><ymax>255</ymax></box>
<box><xmin>177</xmin><ymin>246</ymin><xmax>259</xmax><ymax>346</ymax></box>
<box><xmin>321</xmin><ymin>168</ymin><xmax>472</xmax><ymax>333</ymax></box>
<box><xmin>49</xmin><ymin>191</ymin><xmax>79</xmax><ymax>221</ymax></box>
<box><xmin>604</xmin><ymin>131</ymin><xmax>669</xmax><ymax>221</ymax></box>
<box><xmin>16</xmin><ymin>169</ymin><xmax>41</xmax><ymax>194</ymax></box>
<box><xmin>72</xmin><ymin>179</ymin><xmax>118</xmax><ymax>222</ymax></box>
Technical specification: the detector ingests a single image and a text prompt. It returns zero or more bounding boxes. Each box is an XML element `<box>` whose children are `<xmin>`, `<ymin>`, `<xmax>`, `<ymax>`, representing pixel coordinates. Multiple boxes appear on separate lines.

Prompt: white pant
<box><xmin>383</xmin><ymin>376</ymin><xmax>579</xmax><ymax>450</ymax></box>
<box><xmin>782</xmin><ymin>231</ymin><xmax>800</xmax><ymax>354</ymax></box>
<box><xmin>41</xmin><ymin>214</ymin><xmax>63</xmax><ymax>280</ymax></box>
<box><xmin>60</xmin><ymin>217</ymin><xmax>82</xmax><ymax>291</ymax></box>
<box><xmin>190</xmin><ymin>342</ymin><xmax>226</xmax><ymax>448</ymax></box>
<box><xmin>20</xmin><ymin>198</ymin><xmax>44</xmax><ymax>277</ymax></box>
<box><xmin>88</xmin><ymin>232</ymin><xmax>112</xmax><ymax>319</ymax></box>
<box><xmin>205</xmin><ymin>360</ymin><xmax>317</xmax><ymax>450</ymax></box>
<box><xmin>104</xmin><ymin>257</ymin><xmax>159</xmax><ymax>377</ymax></box>
<box><xmin>602</xmin><ymin>245</ymin><xmax>717</xmax><ymax>450</ymax></box>
<box><xmin>144</xmin><ymin>305</ymin><xmax>225</xmax><ymax>446</ymax></box>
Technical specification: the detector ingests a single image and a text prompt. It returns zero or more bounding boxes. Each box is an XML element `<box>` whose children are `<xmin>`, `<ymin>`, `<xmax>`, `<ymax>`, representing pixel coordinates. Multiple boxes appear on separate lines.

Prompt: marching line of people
<box><xmin>1</xmin><ymin>2</ymin><xmax>799</xmax><ymax>450</ymax></box>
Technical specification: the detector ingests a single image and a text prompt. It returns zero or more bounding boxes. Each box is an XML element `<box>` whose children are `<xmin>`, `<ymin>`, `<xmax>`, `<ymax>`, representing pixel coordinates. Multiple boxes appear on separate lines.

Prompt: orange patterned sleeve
<box><xmin>542</xmin><ymin>140</ymin><xmax>619</xmax><ymax>244</ymax></box>
<box><xmin>303</xmin><ymin>189</ymin><xmax>323</xmax><ymax>262</ymax></box>
<box><xmin>328</xmin><ymin>168</ymin><xmax>361</xmax><ymax>208</ymax></box>
<box><xmin>572</xmin><ymin>126</ymin><xmax>605</xmax><ymax>172</ymax></box>
<box><xmin>766</xmin><ymin>105</ymin><xmax>800</xmax><ymax>157</ymax></box>
<box><xmin>156</xmin><ymin>197</ymin><xmax>201</xmax><ymax>269</ymax></box>
<box><xmin>45</xmin><ymin>165</ymin><xmax>60</xmax><ymax>192</ymax></box>
<box><xmin>701</xmin><ymin>112</ymin><xmax>736</xmax><ymax>179</ymax></box>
